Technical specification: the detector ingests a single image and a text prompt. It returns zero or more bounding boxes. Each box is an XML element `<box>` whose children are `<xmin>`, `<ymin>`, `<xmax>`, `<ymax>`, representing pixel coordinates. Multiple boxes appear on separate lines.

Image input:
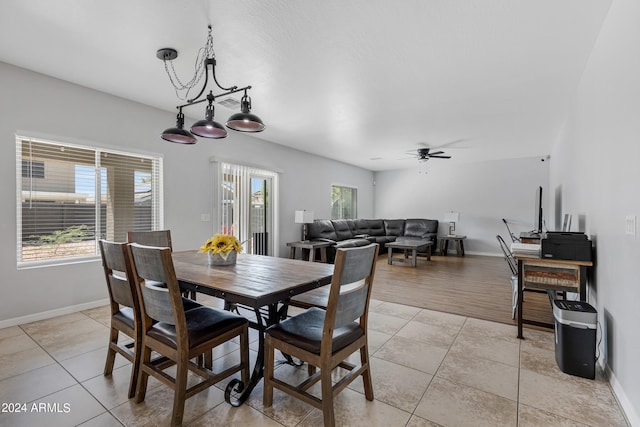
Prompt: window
<box><xmin>22</xmin><ymin>160</ymin><xmax>45</xmax><ymax>179</ymax></box>
<box><xmin>331</xmin><ymin>185</ymin><xmax>357</xmax><ymax>219</ymax></box>
<box><xmin>216</xmin><ymin>161</ymin><xmax>278</xmax><ymax>256</ymax></box>
<box><xmin>17</xmin><ymin>136</ymin><xmax>162</xmax><ymax>266</ymax></box>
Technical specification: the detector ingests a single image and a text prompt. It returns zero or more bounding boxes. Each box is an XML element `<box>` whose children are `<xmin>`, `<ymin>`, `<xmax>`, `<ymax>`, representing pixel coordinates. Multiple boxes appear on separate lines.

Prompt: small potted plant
<box><xmin>200</xmin><ymin>234</ymin><xmax>243</xmax><ymax>266</ymax></box>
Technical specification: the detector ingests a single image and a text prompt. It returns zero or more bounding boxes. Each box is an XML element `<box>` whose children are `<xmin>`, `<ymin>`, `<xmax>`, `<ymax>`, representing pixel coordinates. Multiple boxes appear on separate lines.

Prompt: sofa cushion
<box><xmin>346</xmin><ymin>219</ymin><xmax>358</xmax><ymax>235</ymax></box>
<box><xmin>367</xmin><ymin>219</ymin><xmax>386</xmax><ymax>236</ymax></box>
<box><xmin>367</xmin><ymin>236</ymin><xmax>397</xmax><ymax>245</ymax></box>
<box><xmin>334</xmin><ymin>238</ymin><xmax>371</xmax><ymax>249</ymax></box>
<box><xmin>404</xmin><ymin>218</ymin><xmax>438</xmax><ymax>239</ymax></box>
<box><xmin>384</xmin><ymin>219</ymin><xmax>405</xmax><ymax>236</ymax></box>
<box><xmin>306</xmin><ymin>219</ymin><xmax>337</xmax><ymax>241</ymax></box>
<box><xmin>331</xmin><ymin>220</ymin><xmax>355</xmax><ymax>241</ymax></box>
<box><xmin>353</xmin><ymin>218</ymin><xmax>371</xmax><ymax>236</ymax></box>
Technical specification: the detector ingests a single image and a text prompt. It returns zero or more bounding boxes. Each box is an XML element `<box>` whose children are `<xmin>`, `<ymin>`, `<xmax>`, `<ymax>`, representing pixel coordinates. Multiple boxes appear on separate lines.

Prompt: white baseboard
<box><xmin>605</xmin><ymin>364</ymin><xmax>640</xmax><ymax>427</ymax></box>
<box><xmin>0</xmin><ymin>298</ymin><xmax>110</xmax><ymax>329</ymax></box>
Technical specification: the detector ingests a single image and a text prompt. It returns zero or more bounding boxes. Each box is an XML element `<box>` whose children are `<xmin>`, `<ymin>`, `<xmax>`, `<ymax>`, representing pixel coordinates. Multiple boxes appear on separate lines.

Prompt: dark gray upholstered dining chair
<box><xmin>98</xmin><ymin>240</ymin><xmax>204</xmax><ymax>399</ymax></box>
<box><xmin>263</xmin><ymin>243</ymin><xmax>379</xmax><ymax>427</ymax></box>
<box><xmin>98</xmin><ymin>240</ymin><xmax>143</xmax><ymax>399</ymax></box>
<box><xmin>127</xmin><ymin>230</ymin><xmax>173</xmax><ymax>250</ymax></box>
<box><xmin>127</xmin><ymin>243</ymin><xmax>249</xmax><ymax>426</ymax></box>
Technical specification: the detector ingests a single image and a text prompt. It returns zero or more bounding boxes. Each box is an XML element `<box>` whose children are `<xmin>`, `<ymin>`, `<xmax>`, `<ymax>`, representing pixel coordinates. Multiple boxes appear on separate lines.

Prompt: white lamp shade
<box><xmin>295</xmin><ymin>210</ymin><xmax>315</xmax><ymax>224</ymax></box>
<box><xmin>443</xmin><ymin>212</ymin><xmax>460</xmax><ymax>223</ymax></box>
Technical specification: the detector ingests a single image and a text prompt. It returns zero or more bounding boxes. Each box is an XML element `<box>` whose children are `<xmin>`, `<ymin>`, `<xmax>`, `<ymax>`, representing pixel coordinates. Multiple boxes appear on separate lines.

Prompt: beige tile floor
<box><xmin>0</xmin><ymin>297</ymin><xmax>629</xmax><ymax>427</ymax></box>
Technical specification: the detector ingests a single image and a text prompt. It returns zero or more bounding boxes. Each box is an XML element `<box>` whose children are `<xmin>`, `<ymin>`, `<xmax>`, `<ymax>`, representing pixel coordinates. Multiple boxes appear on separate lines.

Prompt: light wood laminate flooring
<box><xmin>372</xmin><ymin>253</ymin><xmax>554</xmax><ymax>327</ymax></box>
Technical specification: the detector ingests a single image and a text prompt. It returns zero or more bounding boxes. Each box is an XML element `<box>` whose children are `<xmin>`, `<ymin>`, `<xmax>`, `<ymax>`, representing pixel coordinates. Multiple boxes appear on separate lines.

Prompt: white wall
<box><xmin>0</xmin><ymin>62</ymin><xmax>374</xmax><ymax>325</ymax></box>
<box><xmin>374</xmin><ymin>157</ymin><xmax>549</xmax><ymax>255</ymax></box>
<box><xmin>550</xmin><ymin>0</ymin><xmax>639</xmax><ymax>423</ymax></box>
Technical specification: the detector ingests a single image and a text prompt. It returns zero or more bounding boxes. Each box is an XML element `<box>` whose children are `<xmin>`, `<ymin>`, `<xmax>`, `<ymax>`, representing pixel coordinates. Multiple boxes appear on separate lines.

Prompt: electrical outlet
<box><xmin>625</xmin><ymin>215</ymin><xmax>636</xmax><ymax>236</ymax></box>
<box><xmin>200</xmin><ymin>213</ymin><xmax>210</xmax><ymax>222</ymax></box>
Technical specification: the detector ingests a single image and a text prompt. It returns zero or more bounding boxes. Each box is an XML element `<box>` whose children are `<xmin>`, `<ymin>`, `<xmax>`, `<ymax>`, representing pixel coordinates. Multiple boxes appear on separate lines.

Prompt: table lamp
<box><xmin>443</xmin><ymin>211</ymin><xmax>460</xmax><ymax>236</ymax></box>
<box><xmin>295</xmin><ymin>210</ymin><xmax>315</xmax><ymax>241</ymax></box>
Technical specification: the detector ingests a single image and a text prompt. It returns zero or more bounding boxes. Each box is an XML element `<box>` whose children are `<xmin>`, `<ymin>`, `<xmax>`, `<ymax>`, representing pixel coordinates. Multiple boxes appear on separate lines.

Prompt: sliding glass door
<box><xmin>217</xmin><ymin>161</ymin><xmax>278</xmax><ymax>256</ymax></box>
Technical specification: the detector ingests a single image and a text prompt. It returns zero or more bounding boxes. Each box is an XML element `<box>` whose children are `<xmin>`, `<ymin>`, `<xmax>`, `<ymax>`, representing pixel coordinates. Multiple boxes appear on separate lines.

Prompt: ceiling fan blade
<box><xmin>428</xmin><ymin>150</ymin><xmax>444</xmax><ymax>156</ymax></box>
<box><xmin>432</xmin><ymin>138</ymin><xmax>468</xmax><ymax>149</ymax></box>
<box><xmin>429</xmin><ymin>155</ymin><xmax>451</xmax><ymax>159</ymax></box>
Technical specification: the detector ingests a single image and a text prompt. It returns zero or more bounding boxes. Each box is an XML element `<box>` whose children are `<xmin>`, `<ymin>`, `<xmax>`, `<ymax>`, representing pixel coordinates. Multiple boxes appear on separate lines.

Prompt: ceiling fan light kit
<box><xmin>158</xmin><ymin>26</ymin><xmax>265</xmax><ymax>144</ymax></box>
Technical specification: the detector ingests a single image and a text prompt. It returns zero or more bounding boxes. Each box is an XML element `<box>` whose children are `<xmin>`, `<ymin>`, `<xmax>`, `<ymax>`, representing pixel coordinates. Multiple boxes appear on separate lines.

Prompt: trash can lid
<box><xmin>553</xmin><ymin>300</ymin><xmax>597</xmax><ymax>329</ymax></box>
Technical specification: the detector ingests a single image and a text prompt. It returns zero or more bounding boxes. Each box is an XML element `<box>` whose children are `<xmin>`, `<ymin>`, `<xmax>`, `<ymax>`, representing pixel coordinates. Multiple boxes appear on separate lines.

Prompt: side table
<box><xmin>438</xmin><ymin>235</ymin><xmax>467</xmax><ymax>256</ymax></box>
<box><xmin>286</xmin><ymin>240</ymin><xmax>332</xmax><ymax>263</ymax></box>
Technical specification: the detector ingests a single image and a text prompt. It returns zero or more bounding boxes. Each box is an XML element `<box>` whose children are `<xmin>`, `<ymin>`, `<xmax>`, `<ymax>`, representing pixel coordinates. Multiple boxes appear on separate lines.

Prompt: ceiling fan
<box><xmin>402</xmin><ymin>139</ymin><xmax>470</xmax><ymax>161</ymax></box>
<box><xmin>414</xmin><ymin>147</ymin><xmax>451</xmax><ymax>161</ymax></box>
<box><xmin>407</xmin><ymin>147</ymin><xmax>451</xmax><ymax>162</ymax></box>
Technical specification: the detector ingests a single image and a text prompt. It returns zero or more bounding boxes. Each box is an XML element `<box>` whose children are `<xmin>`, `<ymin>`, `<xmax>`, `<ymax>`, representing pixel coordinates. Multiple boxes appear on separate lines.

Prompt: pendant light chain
<box><xmin>162</xmin><ymin>27</ymin><xmax>217</xmax><ymax>101</ymax></box>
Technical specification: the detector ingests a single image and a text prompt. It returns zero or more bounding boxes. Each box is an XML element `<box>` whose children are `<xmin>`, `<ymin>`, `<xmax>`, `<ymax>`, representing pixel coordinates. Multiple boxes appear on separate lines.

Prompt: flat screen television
<box><xmin>534</xmin><ymin>186</ymin><xmax>543</xmax><ymax>234</ymax></box>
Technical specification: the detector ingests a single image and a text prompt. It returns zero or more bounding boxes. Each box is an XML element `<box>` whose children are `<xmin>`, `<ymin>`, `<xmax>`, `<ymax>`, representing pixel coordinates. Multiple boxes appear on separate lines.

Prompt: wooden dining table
<box><xmin>172</xmin><ymin>250</ymin><xmax>334</xmax><ymax>406</ymax></box>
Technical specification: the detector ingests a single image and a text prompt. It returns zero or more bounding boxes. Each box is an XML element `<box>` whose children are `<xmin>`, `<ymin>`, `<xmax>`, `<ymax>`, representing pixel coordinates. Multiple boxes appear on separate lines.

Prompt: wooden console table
<box><xmin>287</xmin><ymin>240</ymin><xmax>331</xmax><ymax>262</ymax></box>
<box><xmin>516</xmin><ymin>256</ymin><xmax>592</xmax><ymax>339</ymax></box>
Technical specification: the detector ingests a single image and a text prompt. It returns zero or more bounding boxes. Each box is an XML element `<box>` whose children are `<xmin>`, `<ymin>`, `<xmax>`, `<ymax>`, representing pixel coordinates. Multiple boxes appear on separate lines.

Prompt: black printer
<box><xmin>541</xmin><ymin>232</ymin><xmax>592</xmax><ymax>261</ymax></box>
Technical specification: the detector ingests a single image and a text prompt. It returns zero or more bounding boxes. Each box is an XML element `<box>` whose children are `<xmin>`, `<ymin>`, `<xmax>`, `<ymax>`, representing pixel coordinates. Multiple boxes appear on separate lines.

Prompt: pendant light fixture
<box><xmin>190</xmin><ymin>92</ymin><xmax>228</xmax><ymax>138</ymax></box>
<box><xmin>226</xmin><ymin>91</ymin><xmax>265</xmax><ymax>132</ymax></box>
<box><xmin>160</xmin><ymin>108</ymin><xmax>197</xmax><ymax>144</ymax></box>
<box><xmin>157</xmin><ymin>26</ymin><xmax>265</xmax><ymax>144</ymax></box>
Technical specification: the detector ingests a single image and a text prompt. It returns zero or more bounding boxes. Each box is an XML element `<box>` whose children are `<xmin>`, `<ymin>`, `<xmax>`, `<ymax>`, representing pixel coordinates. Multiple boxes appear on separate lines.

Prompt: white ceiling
<box><xmin>0</xmin><ymin>0</ymin><xmax>611</xmax><ymax>171</ymax></box>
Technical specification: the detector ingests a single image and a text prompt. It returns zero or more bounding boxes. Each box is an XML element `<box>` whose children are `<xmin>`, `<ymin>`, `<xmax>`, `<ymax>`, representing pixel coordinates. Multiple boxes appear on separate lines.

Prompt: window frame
<box><xmin>330</xmin><ymin>184</ymin><xmax>358</xmax><ymax>220</ymax></box>
<box><xmin>16</xmin><ymin>135</ymin><xmax>164</xmax><ymax>269</ymax></box>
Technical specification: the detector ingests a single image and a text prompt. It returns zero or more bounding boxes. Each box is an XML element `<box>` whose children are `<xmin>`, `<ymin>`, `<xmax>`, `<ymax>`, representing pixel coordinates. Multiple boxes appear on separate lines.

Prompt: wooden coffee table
<box><xmin>386</xmin><ymin>239</ymin><xmax>432</xmax><ymax>267</ymax></box>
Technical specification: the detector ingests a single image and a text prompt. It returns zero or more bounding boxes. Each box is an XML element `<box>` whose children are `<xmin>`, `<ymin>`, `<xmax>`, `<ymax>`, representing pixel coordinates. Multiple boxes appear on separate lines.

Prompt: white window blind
<box><xmin>218</xmin><ymin>161</ymin><xmax>278</xmax><ymax>255</ymax></box>
<box><xmin>16</xmin><ymin>137</ymin><xmax>162</xmax><ymax>266</ymax></box>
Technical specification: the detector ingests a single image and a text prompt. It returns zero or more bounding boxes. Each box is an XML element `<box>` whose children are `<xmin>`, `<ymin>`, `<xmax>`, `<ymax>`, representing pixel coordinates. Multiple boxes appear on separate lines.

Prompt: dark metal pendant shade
<box><xmin>191</xmin><ymin>120</ymin><xmax>228</xmax><ymax>138</ymax></box>
<box><xmin>226</xmin><ymin>112</ymin><xmax>265</xmax><ymax>132</ymax></box>
<box><xmin>161</xmin><ymin>128</ymin><xmax>198</xmax><ymax>144</ymax></box>
<box><xmin>190</xmin><ymin>98</ymin><xmax>228</xmax><ymax>139</ymax></box>
<box><xmin>161</xmin><ymin>110</ymin><xmax>197</xmax><ymax>144</ymax></box>
<box><xmin>226</xmin><ymin>94</ymin><xmax>265</xmax><ymax>132</ymax></box>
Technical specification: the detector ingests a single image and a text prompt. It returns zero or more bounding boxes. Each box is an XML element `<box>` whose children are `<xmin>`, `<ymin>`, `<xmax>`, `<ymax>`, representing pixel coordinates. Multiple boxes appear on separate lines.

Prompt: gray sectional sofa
<box><xmin>305</xmin><ymin>218</ymin><xmax>438</xmax><ymax>263</ymax></box>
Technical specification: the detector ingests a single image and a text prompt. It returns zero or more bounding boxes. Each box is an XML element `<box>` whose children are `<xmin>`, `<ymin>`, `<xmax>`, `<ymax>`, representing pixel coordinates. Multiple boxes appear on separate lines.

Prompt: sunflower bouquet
<box><xmin>200</xmin><ymin>234</ymin><xmax>243</xmax><ymax>256</ymax></box>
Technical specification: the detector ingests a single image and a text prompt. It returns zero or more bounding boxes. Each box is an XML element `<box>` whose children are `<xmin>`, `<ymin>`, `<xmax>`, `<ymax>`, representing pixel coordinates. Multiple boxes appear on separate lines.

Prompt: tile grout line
<box><xmin>15</xmin><ymin>312</ymin><xmax>121</xmax><ymax>424</ymax></box>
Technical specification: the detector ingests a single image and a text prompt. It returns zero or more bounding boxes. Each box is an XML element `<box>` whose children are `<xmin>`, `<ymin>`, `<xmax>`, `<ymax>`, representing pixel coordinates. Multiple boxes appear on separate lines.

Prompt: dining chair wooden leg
<box><xmin>103</xmin><ymin>327</ymin><xmax>119</xmax><ymax>376</ymax></box>
<box><xmin>204</xmin><ymin>351</ymin><xmax>213</xmax><ymax>369</ymax></box>
<box><xmin>320</xmin><ymin>365</ymin><xmax>336</xmax><ymax>427</ymax></box>
<box><xmin>263</xmin><ymin>336</ymin><xmax>275</xmax><ymax>407</ymax></box>
<box><xmin>135</xmin><ymin>346</ymin><xmax>152</xmax><ymax>403</ymax></box>
<box><xmin>307</xmin><ymin>364</ymin><xmax>317</xmax><ymax>376</ymax></box>
<box><xmin>171</xmin><ymin>357</ymin><xmax>189</xmax><ymax>427</ymax></box>
<box><xmin>128</xmin><ymin>335</ymin><xmax>142</xmax><ymax>399</ymax></box>
<box><xmin>360</xmin><ymin>346</ymin><xmax>374</xmax><ymax>401</ymax></box>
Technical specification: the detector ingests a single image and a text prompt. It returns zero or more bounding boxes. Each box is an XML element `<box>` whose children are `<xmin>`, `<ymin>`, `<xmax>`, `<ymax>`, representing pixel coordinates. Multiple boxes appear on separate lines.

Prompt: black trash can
<box><xmin>553</xmin><ymin>300</ymin><xmax>597</xmax><ymax>379</ymax></box>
